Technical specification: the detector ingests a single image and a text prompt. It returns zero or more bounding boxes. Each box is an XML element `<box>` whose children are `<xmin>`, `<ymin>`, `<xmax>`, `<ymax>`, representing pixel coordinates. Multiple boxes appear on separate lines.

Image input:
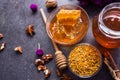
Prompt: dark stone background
<box><xmin>0</xmin><ymin>0</ymin><xmax>119</xmax><ymax>80</ymax></box>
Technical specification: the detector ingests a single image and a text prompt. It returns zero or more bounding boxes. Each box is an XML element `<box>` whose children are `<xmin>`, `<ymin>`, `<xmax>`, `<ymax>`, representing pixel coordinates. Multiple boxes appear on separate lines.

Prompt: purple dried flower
<box><xmin>36</xmin><ymin>49</ymin><xmax>43</xmax><ymax>56</ymax></box>
<box><xmin>30</xmin><ymin>4</ymin><xmax>38</xmax><ymax>12</ymax></box>
<box><xmin>36</xmin><ymin>43</ymin><xmax>44</xmax><ymax>56</ymax></box>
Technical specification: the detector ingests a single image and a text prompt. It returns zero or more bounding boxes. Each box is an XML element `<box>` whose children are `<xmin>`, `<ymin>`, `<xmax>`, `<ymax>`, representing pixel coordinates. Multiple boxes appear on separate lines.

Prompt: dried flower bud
<box><xmin>44</xmin><ymin>69</ymin><xmax>51</xmax><ymax>78</ymax></box>
<box><xmin>42</xmin><ymin>54</ymin><xmax>53</xmax><ymax>61</ymax></box>
<box><xmin>35</xmin><ymin>59</ymin><xmax>45</xmax><ymax>66</ymax></box>
<box><xmin>30</xmin><ymin>4</ymin><xmax>38</xmax><ymax>12</ymax></box>
<box><xmin>37</xmin><ymin>65</ymin><xmax>47</xmax><ymax>71</ymax></box>
<box><xmin>0</xmin><ymin>33</ymin><xmax>3</xmax><ymax>39</ymax></box>
<box><xmin>26</xmin><ymin>25</ymin><xmax>35</xmax><ymax>36</ymax></box>
<box><xmin>0</xmin><ymin>42</ymin><xmax>6</xmax><ymax>52</ymax></box>
<box><xmin>14</xmin><ymin>46</ymin><xmax>23</xmax><ymax>54</ymax></box>
<box><xmin>46</xmin><ymin>0</ymin><xmax>57</xmax><ymax>8</ymax></box>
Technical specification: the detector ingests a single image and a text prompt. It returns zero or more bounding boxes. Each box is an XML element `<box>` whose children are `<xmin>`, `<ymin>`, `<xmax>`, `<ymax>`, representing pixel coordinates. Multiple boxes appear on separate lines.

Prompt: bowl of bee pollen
<box><xmin>68</xmin><ymin>43</ymin><xmax>102</xmax><ymax>78</ymax></box>
<box><xmin>46</xmin><ymin>4</ymin><xmax>89</xmax><ymax>46</ymax></box>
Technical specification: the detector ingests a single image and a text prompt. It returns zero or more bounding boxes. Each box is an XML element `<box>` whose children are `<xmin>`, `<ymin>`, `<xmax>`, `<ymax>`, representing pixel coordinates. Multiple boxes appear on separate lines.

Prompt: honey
<box><xmin>103</xmin><ymin>8</ymin><xmax>120</xmax><ymax>31</ymax></box>
<box><xmin>92</xmin><ymin>3</ymin><xmax>120</xmax><ymax>48</ymax></box>
<box><xmin>46</xmin><ymin>5</ymin><xmax>89</xmax><ymax>45</ymax></box>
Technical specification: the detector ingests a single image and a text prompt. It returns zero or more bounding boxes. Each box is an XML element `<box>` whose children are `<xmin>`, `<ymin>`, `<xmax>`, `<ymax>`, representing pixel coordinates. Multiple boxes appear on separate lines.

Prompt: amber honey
<box><xmin>46</xmin><ymin>5</ymin><xmax>89</xmax><ymax>45</ymax></box>
<box><xmin>92</xmin><ymin>2</ymin><xmax>120</xmax><ymax>48</ymax></box>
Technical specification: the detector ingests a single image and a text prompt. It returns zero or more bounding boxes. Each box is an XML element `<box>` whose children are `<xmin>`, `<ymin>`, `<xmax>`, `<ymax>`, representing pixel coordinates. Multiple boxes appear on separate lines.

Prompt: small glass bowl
<box><xmin>46</xmin><ymin>4</ymin><xmax>89</xmax><ymax>46</ymax></box>
<box><xmin>68</xmin><ymin>43</ymin><xmax>102</xmax><ymax>78</ymax></box>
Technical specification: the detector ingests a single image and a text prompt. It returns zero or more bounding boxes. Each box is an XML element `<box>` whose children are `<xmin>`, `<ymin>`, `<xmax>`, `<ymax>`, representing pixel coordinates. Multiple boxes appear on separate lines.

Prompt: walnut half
<box><xmin>14</xmin><ymin>46</ymin><xmax>23</xmax><ymax>54</ymax></box>
<box><xmin>0</xmin><ymin>42</ymin><xmax>6</xmax><ymax>52</ymax></box>
<box><xmin>46</xmin><ymin>0</ymin><xmax>57</xmax><ymax>8</ymax></box>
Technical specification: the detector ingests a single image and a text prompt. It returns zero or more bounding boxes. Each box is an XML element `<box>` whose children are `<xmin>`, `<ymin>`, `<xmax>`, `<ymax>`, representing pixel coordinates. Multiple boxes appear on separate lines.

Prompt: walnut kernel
<box><xmin>0</xmin><ymin>42</ymin><xmax>6</xmax><ymax>52</ymax></box>
<box><xmin>44</xmin><ymin>69</ymin><xmax>51</xmax><ymax>78</ymax></box>
<box><xmin>35</xmin><ymin>59</ymin><xmax>45</xmax><ymax>66</ymax></box>
<box><xmin>37</xmin><ymin>65</ymin><xmax>47</xmax><ymax>71</ymax></box>
<box><xmin>46</xmin><ymin>0</ymin><xmax>57</xmax><ymax>8</ymax></box>
<box><xmin>14</xmin><ymin>46</ymin><xmax>23</xmax><ymax>54</ymax></box>
<box><xmin>42</xmin><ymin>54</ymin><xmax>53</xmax><ymax>61</ymax></box>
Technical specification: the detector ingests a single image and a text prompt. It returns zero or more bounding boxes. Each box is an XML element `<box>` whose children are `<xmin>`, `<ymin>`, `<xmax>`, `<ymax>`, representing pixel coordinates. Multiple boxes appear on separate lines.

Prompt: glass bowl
<box><xmin>46</xmin><ymin>4</ymin><xmax>89</xmax><ymax>46</ymax></box>
<box><xmin>68</xmin><ymin>43</ymin><xmax>102</xmax><ymax>78</ymax></box>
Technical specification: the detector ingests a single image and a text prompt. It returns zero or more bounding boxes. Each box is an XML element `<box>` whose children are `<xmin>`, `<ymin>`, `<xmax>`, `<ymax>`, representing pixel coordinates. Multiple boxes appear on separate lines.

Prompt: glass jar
<box><xmin>92</xmin><ymin>2</ymin><xmax>120</xmax><ymax>48</ymax></box>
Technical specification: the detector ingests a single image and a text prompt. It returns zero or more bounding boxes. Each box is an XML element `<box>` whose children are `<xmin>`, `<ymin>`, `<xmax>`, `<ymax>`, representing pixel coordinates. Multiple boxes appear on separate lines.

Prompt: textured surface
<box><xmin>0</xmin><ymin>0</ymin><xmax>119</xmax><ymax>80</ymax></box>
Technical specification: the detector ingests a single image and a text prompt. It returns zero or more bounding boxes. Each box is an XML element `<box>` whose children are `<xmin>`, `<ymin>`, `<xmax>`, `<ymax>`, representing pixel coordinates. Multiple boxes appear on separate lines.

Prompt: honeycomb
<box><xmin>56</xmin><ymin>9</ymin><xmax>81</xmax><ymax>26</ymax></box>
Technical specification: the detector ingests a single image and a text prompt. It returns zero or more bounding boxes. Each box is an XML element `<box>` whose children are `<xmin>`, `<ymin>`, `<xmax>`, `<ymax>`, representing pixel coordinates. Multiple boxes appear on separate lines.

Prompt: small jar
<box><xmin>92</xmin><ymin>2</ymin><xmax>120</xmax><ymax>48</ymax></box>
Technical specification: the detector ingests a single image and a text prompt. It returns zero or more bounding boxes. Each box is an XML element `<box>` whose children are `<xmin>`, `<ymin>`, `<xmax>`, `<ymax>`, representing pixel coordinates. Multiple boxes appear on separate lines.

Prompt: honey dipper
<box><xmin>40</xmin><ymin>8</ymin><xmax>67</xmax><ymax>70</ymax></box>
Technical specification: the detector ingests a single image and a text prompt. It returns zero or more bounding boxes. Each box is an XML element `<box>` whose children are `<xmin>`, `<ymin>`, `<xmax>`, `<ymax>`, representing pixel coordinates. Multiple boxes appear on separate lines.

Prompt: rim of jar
<box><xmin>98</xmin><ymin>2</ymin><xmax>120</xmax><ymax>38</ymax></box>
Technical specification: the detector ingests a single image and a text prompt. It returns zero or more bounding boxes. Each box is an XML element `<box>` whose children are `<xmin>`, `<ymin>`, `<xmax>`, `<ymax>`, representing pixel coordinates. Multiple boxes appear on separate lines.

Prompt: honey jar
<box><xmin>92</xmin><ymin>2</ymin><xmax>120</xmax><ymax>48</ymax></box>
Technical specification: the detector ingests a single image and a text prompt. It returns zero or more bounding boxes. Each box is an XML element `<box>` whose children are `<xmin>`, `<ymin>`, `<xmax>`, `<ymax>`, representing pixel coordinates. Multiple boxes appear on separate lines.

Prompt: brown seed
<box><xmin>14</xmin><ymin>46</ymin><xmax>23</xmax><ymax>54</ymax></box>
<box><xmin>0</xmin><ymin>42</ymin><xmax>6</xmax><ymax>52</ymax></box>
<box><xmin>26</xmin><ymin>25</ymin><xmax>35</xmax><ymax>36</ymax></box>
<box><xmin>0</xmin><ymin>33</ymin><xmax>3</xmax><ymax>39</ymax></box>
<box><xmin>35</xmin><ymin>59</ymin><xmax>45</xmax><ymax>66</ymax></box>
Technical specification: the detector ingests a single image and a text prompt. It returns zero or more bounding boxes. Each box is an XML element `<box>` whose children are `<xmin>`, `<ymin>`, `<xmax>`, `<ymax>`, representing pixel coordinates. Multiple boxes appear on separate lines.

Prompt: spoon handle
<box><xmin>40</xmin><ymin>8</ymin><xmax>59</xmax><ymax>51</ymax></box>
<box><xmin>40</xmin><ymin>8</ymin><xmax>67</xmax><ymax>70</ymax></box>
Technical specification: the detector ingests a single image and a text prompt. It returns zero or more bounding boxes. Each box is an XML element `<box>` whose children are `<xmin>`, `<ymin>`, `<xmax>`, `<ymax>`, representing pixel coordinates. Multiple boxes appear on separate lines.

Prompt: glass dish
<box><xmin>46</xmin><ymin>4</ymin><xmax>89</xmax><ymax>46</ymax></box>
<box><xmin>68</xmin><ymin>43</ymin><xmax>102</xmax><ymax>78</ymax></box>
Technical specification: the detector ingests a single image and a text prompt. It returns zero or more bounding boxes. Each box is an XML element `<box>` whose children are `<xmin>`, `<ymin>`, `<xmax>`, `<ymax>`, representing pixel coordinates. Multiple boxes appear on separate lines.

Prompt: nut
<box><xmin>46</xmin><ymin>0</ymin><xmax>57</xmax><ymax>8</ymax></box>
<box><xmin>42</xmin><ymin>54</ymin><xmax>53</xmax><ymax>61</ymax></box>
<box><xmin>0</xmin><ymin>33</ymin><xmax>3</xmax><ymax>39</ymax></box>
<box><xmin>14</xmin><ymin>46</ymin><xmax>23</xmax><ymax>54</ymax></box>
<box><xmin>0</xmin><ymin>42</ymin><xmax>6</xmax><ymax>52</ymax></box>
<box><xmin>26</xmin><ymin>25</ymin><xmax>35</xmax><ymax>36</ymax></box>
<box><xmin>44</xmin><ymin>69</ymin><xmax>51</xmax><ymax>78</ymax></box>
<box><xmin>35</xmin><ymin>59</ymin><xmax>45</xmax><ymax>66</ymax></box>
<box><xmin>37</xmin><ymin>65</ymin><xmax>47</xmax><ymax>71</ymax></box>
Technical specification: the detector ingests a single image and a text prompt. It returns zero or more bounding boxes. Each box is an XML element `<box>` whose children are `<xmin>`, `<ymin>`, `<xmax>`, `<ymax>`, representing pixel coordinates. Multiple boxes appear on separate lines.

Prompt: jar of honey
<box><xmin>92</xmin><ymin>2</ymin><xmax>120</xmax><ymax>48</ymax></box>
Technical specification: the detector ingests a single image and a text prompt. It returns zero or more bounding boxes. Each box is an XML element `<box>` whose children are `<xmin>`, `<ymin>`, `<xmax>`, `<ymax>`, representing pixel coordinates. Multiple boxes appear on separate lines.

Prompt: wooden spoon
<box><xmin>40</xmin><ymin>8</ymin><xmax>67</xmax><ymax>70</ymax></box>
